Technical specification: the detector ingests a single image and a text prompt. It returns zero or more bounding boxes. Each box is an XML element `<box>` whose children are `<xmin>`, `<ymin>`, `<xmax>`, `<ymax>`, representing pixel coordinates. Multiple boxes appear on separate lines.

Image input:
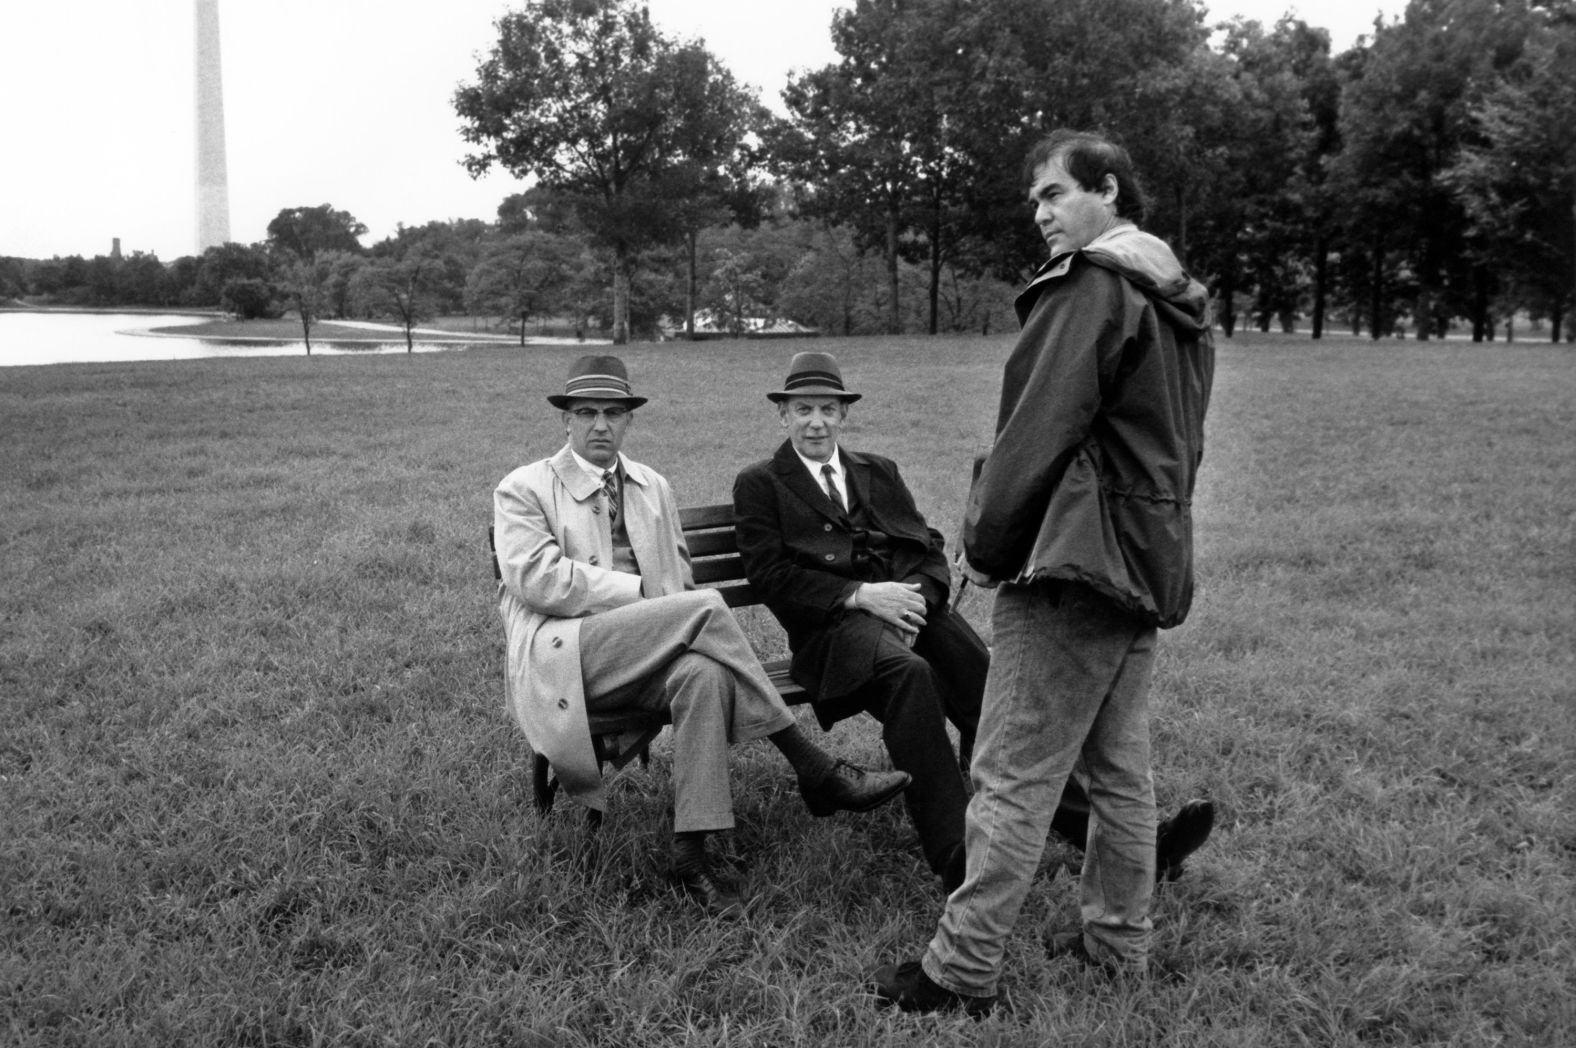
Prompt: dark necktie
<box><xmin>601</xmin><ymin>469</ymin><xmax>620</xmax><ymax>526</ymax></box>
<box><xmin>821</xmin><ymin>463</ymin><xmax>845</xmax><ymax>512</ymax></box>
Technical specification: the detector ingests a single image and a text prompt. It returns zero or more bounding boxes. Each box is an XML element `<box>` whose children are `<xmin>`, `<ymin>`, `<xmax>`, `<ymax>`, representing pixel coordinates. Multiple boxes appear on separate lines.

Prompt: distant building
<box><xmin>660</xmin><ymin>311</ymin><xmax>820</xmax><ymax>341</ymax></box>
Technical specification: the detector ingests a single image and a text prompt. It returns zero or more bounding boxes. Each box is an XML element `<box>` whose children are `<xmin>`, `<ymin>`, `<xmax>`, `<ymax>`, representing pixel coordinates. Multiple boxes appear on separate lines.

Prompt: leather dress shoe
<box><xmin>1155</xmin><ymin>798</ymin><xmax>1215</xmax><ymax>882</ymax></box>
<box><xmin>675</xmin><ymin>866</ymin><xmax>745</xmax><ymax>919</ymax></box>
<box><xmin>799</xmin><ymin>760</ymin><xmax>911</xmax><ymax>817</ymax></box>
<box><xmin>870</xmin><ymin>959</ymin><xmax>996</xmax><ymax>1018</ymax></box>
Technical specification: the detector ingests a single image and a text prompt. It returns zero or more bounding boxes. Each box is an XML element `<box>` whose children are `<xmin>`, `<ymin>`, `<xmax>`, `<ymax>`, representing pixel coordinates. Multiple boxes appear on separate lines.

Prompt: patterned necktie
<box><xmin>601</xmin><ymin>469</ymin><xmax>620</xmax><ymax>526</ymax></box>
<box><xmin>821</xmin><ymin>463</ymin><xmax>845</xmax><ymax>512</ymax></box>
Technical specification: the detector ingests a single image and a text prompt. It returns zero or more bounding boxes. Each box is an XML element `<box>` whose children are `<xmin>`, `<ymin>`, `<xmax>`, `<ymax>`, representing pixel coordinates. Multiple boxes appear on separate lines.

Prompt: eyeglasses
<box><xmin>569</xmin><ymin>407</ymin><xmax>631</xmax><ymax>423</ymax></box>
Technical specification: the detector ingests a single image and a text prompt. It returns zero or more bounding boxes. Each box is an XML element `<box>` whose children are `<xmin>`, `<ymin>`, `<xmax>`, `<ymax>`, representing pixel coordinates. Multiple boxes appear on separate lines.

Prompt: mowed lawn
<box><xmin>2</xmin><ymin>332</ymin><xmax>1572</xmax><ymax>1047</ymax></box>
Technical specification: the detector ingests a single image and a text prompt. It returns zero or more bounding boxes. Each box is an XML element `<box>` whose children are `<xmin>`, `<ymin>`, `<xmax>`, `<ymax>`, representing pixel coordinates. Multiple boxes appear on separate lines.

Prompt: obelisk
<box><xmin>195</xmin><ymin>0</ymin><xmax>231</xmax><ymax>252</ymax></box>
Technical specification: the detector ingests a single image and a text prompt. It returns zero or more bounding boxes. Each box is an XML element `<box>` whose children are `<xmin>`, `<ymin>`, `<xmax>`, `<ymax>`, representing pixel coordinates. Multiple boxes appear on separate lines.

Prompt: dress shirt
<box><xmin>793</xmin><ymin>446</ymin><xmax>848</xmax><ymax>509</ymax></box>
<box><xmin>569</xmin><ymin>448</ymin><xmax>623</xmax><ymax>483</ymax></box>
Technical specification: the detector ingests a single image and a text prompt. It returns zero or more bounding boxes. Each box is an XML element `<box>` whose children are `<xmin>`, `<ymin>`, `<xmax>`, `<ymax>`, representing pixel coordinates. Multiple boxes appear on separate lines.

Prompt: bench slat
<box><xmin>680</xmin><ymin>503</ymin><xmax>736</xmax><ymax>530</ymax></box>
<box><xmin>684</xmin><ymin>529</ymin><xmax>740</xmax><ymax>558</ymax></box>
<box><xmin>691</xmin><ymin>556</ymin><xmax>749</xmax><ymax>586</ymax></box>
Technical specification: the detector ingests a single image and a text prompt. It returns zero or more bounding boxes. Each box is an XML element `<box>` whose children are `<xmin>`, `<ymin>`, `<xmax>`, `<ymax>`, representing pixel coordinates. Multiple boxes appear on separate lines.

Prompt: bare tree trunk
<box><xmin>684</xmin><ymin>231</ymin><xmax>697</xmax><ymax>340</ymax></box>
<box><xmin>885</xmin><ymin>201</ymin><xmax>901</xmax><ymax>335</ymax></box>
<box><xmin>612</xmin><ymin>245</ymin><xmax>631</xmax><ymax>345</ymax></box>
<box><xmin>1311</xmin><ymin>233</ymin><xmax>1328</xmax><ymax>339</ymax></box>
<box><xmin>1219</xmin><ymin>267</ymin><xmax>1236</xmax><ymax>337</ymax></box>
<box><xmin>1369</xmin><ymin>236</ymin><xmax>1384</xmax><ymax>341</ymax></box>
<box><xmin>1471</xmin><ymin>266</ymin><xmax>1490</xmax><ymax>342</ymax></box>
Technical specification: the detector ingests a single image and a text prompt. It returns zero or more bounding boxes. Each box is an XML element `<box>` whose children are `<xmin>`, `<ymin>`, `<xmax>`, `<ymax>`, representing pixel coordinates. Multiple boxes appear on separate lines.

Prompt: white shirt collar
<box><xmin>570</xmin><ymin>448</ymin><xmax>621</xmax><ymax>480</ymax></box>
<box><xmin>794</xmin><ymin>445</ymin><xmax>844</xmax><ymax>486</ymax></box>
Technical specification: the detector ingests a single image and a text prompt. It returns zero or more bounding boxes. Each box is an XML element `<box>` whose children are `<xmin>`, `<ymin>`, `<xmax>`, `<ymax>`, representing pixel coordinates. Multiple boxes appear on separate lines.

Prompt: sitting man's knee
<box><xmin>668</xmin><ymin>651</ymin><xmax>730</xmax><ymax>691</ymax></box>
<box><xmin>880</xmin><ymin>646</ymin><xmax>940</xmax><ymax>687</ymax></box>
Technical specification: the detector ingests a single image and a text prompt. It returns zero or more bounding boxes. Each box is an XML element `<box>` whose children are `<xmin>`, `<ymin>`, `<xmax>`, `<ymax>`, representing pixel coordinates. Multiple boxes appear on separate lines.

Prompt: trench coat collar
<box><xmin>771</xmin><ymin>439</ymin><xmax>870</xmax><ymax>525</ymax></box>
<box><xmin>548</xmin><ymin>444</ymin><xmax>653</xmax><ymax>501</ymax></box>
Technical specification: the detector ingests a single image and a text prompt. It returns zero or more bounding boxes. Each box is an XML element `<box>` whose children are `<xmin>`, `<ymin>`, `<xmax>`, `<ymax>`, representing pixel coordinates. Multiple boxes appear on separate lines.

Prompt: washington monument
<box><xmin>195</xmin><ymin>0</ymin><xmax>231</xmax><ymax>252</ymax></box>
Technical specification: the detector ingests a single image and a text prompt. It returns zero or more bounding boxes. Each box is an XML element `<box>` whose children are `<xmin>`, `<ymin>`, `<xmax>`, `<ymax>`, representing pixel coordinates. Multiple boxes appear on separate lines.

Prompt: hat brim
<box><xmin>548</xmin><ymin>393</ymin><xmax>647</xmax><ymax>409</ymax></box>
<box><xmin>767</xmin><ymin>386</ymin><xmax>860</xmax><ymax>403</ymax></box>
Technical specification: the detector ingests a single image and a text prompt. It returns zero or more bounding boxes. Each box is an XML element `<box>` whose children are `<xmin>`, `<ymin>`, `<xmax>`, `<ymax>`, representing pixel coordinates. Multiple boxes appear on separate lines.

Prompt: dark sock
<box><xmin>673</xmin><ymin>831</ymin><xmax>709</xmax><ymax>876</ymax></box>
<box><xmin>769</xmin><ymin>725</ymin><xmax>837</xmax><ymax>783</ymax></box>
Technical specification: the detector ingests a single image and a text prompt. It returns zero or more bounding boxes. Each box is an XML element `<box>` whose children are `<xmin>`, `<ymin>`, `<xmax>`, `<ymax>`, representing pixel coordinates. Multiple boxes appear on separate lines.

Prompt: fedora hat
<box><xmin>547</xmin><ymin>355</ymin><xmax>648</xmax><ymax>409</ymax></box>
<box><xmin>766</xmin><ymin>351</ymin><xmax>861</xmax><ymax>404</ymax></box>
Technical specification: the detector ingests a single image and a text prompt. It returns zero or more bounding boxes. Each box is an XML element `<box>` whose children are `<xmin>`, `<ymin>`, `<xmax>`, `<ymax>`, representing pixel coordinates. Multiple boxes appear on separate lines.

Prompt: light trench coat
<box><xmin>493</xmin><ymin>444</ymin><xmax>693</xmax><ymax>810</ymax></box>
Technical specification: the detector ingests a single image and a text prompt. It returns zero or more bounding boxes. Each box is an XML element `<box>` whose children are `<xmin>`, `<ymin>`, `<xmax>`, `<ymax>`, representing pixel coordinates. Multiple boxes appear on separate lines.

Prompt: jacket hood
<box><xmin>1079</xmin><ymin>224</ymin><xmax>1211</xmax><ymax>333</ymax></box>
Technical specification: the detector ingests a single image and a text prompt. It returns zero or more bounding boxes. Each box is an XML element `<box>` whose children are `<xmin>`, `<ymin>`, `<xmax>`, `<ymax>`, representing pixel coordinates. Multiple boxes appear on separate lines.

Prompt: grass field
<box><xmin>2</xmin><ymin>331</ymin><xmax>1573</xmax><ymax>1046</ymax></box>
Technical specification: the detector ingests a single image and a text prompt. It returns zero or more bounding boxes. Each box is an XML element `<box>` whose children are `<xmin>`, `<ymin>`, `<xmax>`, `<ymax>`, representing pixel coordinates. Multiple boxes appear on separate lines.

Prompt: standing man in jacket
<box><xmin>872</xmin><ymin>129</ymin><xmax>1216</xmax><ymax>1014</ymax></box>
<box><xmin>494</xmin><ymin>355</ymin><xmax>909</xmax><ymax>918</ymax></box>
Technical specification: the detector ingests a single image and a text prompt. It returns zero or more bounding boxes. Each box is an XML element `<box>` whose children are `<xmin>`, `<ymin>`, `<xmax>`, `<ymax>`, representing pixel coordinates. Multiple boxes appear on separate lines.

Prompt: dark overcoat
<box><xmin>733</xmin><ymin>440</ymin><xmax>957</xmax><ymax>722</ymax></box>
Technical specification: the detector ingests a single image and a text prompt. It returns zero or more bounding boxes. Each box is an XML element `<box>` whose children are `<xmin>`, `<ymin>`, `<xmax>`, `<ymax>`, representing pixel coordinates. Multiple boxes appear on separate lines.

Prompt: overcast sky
<box><xmin>0</xmin><ymin>0</ymin><xmax>1403</xmax><ymax>262</ymax></box>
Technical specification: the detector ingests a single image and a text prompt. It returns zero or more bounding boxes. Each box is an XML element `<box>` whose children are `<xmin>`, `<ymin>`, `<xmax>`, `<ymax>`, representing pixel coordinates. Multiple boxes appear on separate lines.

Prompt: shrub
<box><xmin>220</xmin><ymin>276</ymin><xmax>282</xmax><ymax>319</ymax></box>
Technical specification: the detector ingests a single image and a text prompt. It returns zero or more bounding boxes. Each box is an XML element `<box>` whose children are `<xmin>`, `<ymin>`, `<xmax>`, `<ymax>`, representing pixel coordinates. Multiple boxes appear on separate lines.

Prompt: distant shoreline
<box><xmin>3</xmin><ymin>307</ymin><xmax>594</xmax><ymax>345</ymax></box>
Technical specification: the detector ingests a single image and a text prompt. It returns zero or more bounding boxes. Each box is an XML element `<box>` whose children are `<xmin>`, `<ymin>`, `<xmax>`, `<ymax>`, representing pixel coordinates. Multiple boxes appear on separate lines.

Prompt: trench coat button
<box><xmin>589</xmin><ymin>555</ymin><xmax>599</xmax><ymax>565</ymax></box>
<box><xmin>557</xmin><ymin>698</ymin><xmax>568</xmax><ymax>710</ymax></box>
<box><xmin>823</xmin><ymin>523</ymin><xmax>832</xmax><ymax>532</ymax></box>
<box><xmin>551</xmin><ymin>636</ymin><xmax>563</xmax><ymax>648</ymax></box>
<box><xmin>592</xmin><ymin>506</ymin><xmax>601</xmax><ymax>515</ymax></box>
<box><xmin>824</xmin><ymin>553</ymin><xmax>835</xmax><ymax>561</ymax></box>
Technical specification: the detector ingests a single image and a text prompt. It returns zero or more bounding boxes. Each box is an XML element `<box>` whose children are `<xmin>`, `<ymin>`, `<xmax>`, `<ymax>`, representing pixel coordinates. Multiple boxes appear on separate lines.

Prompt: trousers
<box><xmin>579</xmin><ymin>589</ymin><xmax>795</xmax><ymax>833</ymax></box>
<box><xmin>924</xmin><ymin>581</ymin><xmax>1158</xmax><ymax>995</ymax></box>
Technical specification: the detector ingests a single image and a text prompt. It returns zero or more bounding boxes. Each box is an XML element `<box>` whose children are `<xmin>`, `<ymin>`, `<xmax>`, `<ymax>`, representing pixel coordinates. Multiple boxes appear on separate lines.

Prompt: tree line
<box><xmin>5</xmin><ymin>0</ymin><xmax>1572</xmax><ymax>344</ymax></box>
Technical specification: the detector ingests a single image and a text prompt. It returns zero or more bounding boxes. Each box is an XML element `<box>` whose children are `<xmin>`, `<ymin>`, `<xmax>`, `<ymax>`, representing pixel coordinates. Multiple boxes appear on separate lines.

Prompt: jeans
<box><xmin>924</xmin><ymin>581</ymin><xmax>1158</xmax><ymax>996</ymax></box>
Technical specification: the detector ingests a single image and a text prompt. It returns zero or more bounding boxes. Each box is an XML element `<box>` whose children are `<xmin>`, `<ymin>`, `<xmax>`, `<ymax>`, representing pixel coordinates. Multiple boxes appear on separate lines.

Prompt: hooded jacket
<box><xmin>963</xmin><ymin>223</ymin><xmax>1214</xmax><ymax>628</ymax></box>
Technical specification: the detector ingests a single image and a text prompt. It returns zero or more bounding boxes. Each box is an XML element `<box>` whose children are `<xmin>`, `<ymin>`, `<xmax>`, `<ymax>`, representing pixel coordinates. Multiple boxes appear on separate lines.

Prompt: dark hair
<box><xmin>1023</xmin><ymin>129</ymin><xmax>1148</xmax><ymax>225</ymax></box>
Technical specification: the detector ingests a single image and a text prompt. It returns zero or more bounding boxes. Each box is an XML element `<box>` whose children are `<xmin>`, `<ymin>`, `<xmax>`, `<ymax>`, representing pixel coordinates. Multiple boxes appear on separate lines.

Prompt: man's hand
<box><xmin>849</xmin><ymin>580</ymin><xmax>928</xmax><ymax>633</ymax></box>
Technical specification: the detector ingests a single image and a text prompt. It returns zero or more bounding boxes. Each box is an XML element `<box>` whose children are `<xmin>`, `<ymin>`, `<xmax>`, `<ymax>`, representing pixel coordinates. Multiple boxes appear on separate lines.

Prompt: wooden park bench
<box><xmin>490</xmin><ymin>503</ymin><xmax>809</xmax><ymax>820</ymax></box>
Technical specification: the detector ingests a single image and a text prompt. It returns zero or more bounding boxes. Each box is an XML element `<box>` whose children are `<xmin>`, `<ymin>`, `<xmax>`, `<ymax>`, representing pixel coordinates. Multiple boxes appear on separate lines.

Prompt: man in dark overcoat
<box><xmin>732</xmin><ymin>352</ymin><xmax>987</xmax><ymax>892</ymax></box>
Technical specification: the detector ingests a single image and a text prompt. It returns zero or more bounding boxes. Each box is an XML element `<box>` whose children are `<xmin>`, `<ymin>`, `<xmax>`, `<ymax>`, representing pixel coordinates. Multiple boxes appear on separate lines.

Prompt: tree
<box><xmin>467</xmin><ymin>230</ymin><xmax>584</xmax><ymax>343</ymax></box>
<box><xmin>780</xmin><ymin>0</ymin><xmax>954</xmax><ymax>334</ymax></box>
<box><xmin>193</xmin><ymin>242</ymin><xmax>273</xmax><ymax>307</ymax></box>
<box><xmin>1180</xmin><ymin>18</ymin><xmax>1325</xmax><ymax>337</ymax></box>
<box><xmin>1447</xmin><ymin>5</ymin><xmax>1576</xmax><ymax>340</ymax></box>
<box><xmin>322</xmin><ymin>252</ymin><xmax>367</xmax><ymax>320</ymax></box>
<box><xmin>265</xmin><ymin>205</ymin><xmax>367</xmax><ymax>261</ymax></box>
<box><xmin>372</xmin><ymin>219</ymin><xmax>491</xmax><ymax>316</ymax></box>
<box><xmin>781</xmin><ymin>0</ymin><xmax>1209</xmax><ymax>333</ymax></box>
<box><xmin>1330</xmin><ymin>0</ymin><xmax>1540</xmax><ymax>339</ymax></box>
<box><xmin>354</xmin><ymin>255</ymin><xmax>436</xmax><ymax>352</ymax></box>
<box><xmin>278</xmin><ymin>253</ymin><xmax>351</xmax><ymax>354</ymax></box>
<box><xmin>455</xmin><ymin>0</ymin><xmax>765</xmax><ymax>344</ymax></box>
<box><xmin>220</xmin><ymin>277</ymin><xmax>280</xmax><ymax>319</ymax></box>
<box><xmin>0</xmin><ymin>256</ymin><xmax>24</xmax><ymax>301</ymax></box>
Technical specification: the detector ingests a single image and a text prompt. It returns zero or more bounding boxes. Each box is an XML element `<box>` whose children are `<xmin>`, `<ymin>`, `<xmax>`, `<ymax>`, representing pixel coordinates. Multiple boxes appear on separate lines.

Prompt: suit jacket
<box><xmin>494</xmin><ymin>444</ymin><xmax>692</xmax><ymax>810</ymax></box>
<box><xmin>733</xmin><ymin>440</ymin><xmax>951</xmax><ymax>714</ymax></box>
